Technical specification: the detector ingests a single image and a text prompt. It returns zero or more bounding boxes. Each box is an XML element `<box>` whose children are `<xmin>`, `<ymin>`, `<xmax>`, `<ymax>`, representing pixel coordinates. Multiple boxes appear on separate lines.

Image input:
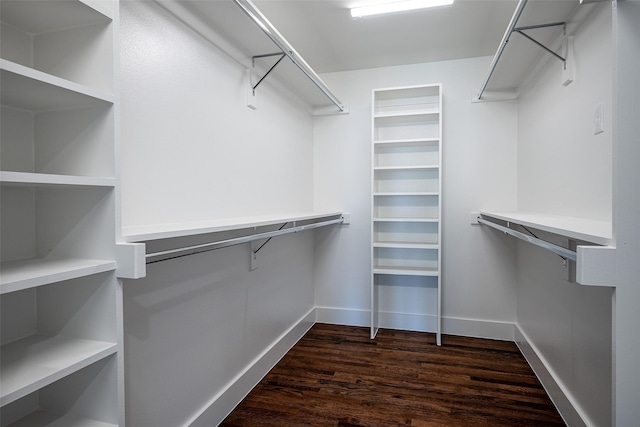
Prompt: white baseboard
<box><xmin>314</xmin><ymin>306</ymin><xmax>370</xmax><ymax>327</ymax></box>
<box><xmin>187</xmin><ymin>308</ymin><xmax>315</xmax><ymax>427</ymax></box>
<box><xmin>515</xmin><ymin>325</ymin><xmax>590</xmax><ymax>427</ymax></box>
<box><xmin>315</xmin><ymin>306</ymin><xmax>515</xmax><ymax>341</ymax></box>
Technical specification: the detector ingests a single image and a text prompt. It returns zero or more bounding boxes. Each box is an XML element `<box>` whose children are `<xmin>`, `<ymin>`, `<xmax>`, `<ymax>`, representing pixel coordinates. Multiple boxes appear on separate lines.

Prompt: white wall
<box><xmin>515</xmin><ymin>4</ymin><xmax>613</xmax><ymax>426</ymax></box>
<box><xmin>518</xmin><ymin>5</ymin><xmax>612</xmax><ymax>221</ymax></box>
<box><xmin>313</xmin><ymin>57</ymin><xmax>519</xmax><ymax>339</ymax></box>
<box><xmin>120</xmin><ymin>1</ymin><xmax>314</xmax><ymax>228</ymax></box>
<box><xmin>119</xmin><ymin>2</ymin><xmax>318</xmax><ymax>425</ymax></box>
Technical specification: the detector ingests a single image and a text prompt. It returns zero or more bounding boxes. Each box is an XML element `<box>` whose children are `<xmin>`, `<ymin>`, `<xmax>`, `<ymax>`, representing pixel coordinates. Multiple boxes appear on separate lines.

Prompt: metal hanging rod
<box><xmin>146</xmin><ymin>216</ymin><xmax>344</xmax><ymax>264</ymax></box>
<box><xmin>233</xmin><ymin>0</ymin><xmax>345</xmax><ymax>112</ymax></box>
<box><xmin>477</xmin><ymin>0</ymin><xmax>528</xmax><ymax>100</ymax></box>
<box><xmin>477</xmin><ymin>217</ymin><xmax>576</xmax><ymax>261</ymax></box>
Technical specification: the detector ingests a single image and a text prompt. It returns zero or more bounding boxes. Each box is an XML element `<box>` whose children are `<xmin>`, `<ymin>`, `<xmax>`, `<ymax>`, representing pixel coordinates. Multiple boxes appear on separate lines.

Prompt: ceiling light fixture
<box><xmin>350</xmin><ymin>0</ymin><xmax>454</xmax><ymax>18</ymax></box>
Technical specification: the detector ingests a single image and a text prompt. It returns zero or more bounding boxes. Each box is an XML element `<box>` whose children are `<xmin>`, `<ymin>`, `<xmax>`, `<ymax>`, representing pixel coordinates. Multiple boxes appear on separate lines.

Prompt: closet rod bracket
<box><xmin>513</xmin><ymin>22</ymin><xmax>567</xmax><ymax>65</ymax></box>
<box><xmin>252</xmin><ymin>53</ymin><xmax>287</xmax><ymax>93</ymax></box>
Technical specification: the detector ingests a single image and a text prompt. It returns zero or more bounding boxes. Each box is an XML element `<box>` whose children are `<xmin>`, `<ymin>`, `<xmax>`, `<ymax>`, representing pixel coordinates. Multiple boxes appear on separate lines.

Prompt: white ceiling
<box><xmin>252</xmin><ymin>0</ymin><xmax>520</xmax><ymax>73</ymax></box>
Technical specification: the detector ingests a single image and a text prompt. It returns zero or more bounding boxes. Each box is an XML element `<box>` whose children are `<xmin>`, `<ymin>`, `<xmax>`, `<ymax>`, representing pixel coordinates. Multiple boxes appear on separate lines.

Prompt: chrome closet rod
<box><xmin>233</xmin><ymin>0</ymin><xmax>345</xmax><ymax>112</ymax></box>
<box><xmin>477</xmin><ymin>0</ymin><xmax>528</xmax><ymax>100</ymax></box>
<box><xmin>477</xmin><ymin>217</ymin><xmax>577</xmax><ymax>261</ymax></box>
<box><xmin>146</xmin><ymin>216</ymin><xmax>344</xmax><ymax>264</ymax></box>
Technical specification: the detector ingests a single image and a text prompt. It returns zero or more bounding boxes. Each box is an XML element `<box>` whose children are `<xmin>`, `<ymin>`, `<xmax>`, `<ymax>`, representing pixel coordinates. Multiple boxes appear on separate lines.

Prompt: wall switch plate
<box><xmin>594</xmin><ymin>102</ymin><xmax>604</xmax><ymax>135</ymax></box>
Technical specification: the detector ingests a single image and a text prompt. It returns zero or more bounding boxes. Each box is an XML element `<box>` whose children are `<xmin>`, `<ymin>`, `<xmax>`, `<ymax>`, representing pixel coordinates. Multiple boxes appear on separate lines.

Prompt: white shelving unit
<box><xmin>371</xmin><ymin>84</ymin><xmax>442</xmax><ymax>345</ymax></box>
<box><xmin>0</xmin><ymin>0</ymin><xmax>122</xmax><ymax>426</ymax></box>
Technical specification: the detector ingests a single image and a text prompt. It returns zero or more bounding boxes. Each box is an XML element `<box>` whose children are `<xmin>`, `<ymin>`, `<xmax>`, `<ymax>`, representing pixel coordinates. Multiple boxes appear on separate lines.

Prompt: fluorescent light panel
<box><xmin>351</xmin><ymin>0</ymin><xmax>454</xmax><ymax>18</ymax></box>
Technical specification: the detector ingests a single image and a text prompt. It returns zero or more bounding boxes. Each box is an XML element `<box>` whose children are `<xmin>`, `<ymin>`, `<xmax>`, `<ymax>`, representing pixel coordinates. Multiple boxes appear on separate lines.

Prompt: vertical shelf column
<box><xmin>370</xmin><ymin>84</ymin><xmax>442</xmax><ymax>345</ymax></box>
<box><xmin>0</xmin><ymin>0</ymin><xmax>123</xmax><ymax>425</ymax></box>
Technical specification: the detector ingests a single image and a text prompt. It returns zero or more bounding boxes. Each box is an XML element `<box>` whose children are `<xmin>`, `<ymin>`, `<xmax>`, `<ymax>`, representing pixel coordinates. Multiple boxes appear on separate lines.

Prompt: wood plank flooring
<box><xmin>221</xmin><ymin>324</ymin><xmax>565</xmax><ymax>427</ymax></box>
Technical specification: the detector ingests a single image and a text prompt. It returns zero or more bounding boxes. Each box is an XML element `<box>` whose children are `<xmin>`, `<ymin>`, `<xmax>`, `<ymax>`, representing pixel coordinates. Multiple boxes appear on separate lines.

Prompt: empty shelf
<box><xmin>6</xmin><ymin>410</ymin><xmax>117</xmax><ymax>427</ymax></box>
<box><xmin>0</xmin><ymin>258</ymin><xmax>116</xmax><ymax>294</ymax></box>
<box><xmin>480</xmin><ymin>211</ymin><xmax>611</xmax><ymax>245</ymax></box>
<box><xmin>0</xmin><ymin>172</ymin><xmax>116</xmax><ymax>189</ymax></box>
<box><xmin>1</xmin><ymin>334</ymin><xmax>117</xmax><ymax>406</ymax></box>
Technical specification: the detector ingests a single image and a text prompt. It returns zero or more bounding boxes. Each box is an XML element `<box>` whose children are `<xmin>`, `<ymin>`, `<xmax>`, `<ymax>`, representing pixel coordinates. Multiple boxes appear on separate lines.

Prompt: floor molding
<box><xmin>515</xmin><ymin>325</ymin><xmax>591</xmax><ymax>427</ymax></box>
<box><xmin>187</xmin><ymin>308</ymin><xmax>315</xmax><ymax>427</ymax></box>
<box><xmin>316</xmin><ymin>306</ymin><xmax>515</xmax><ymax>341</ymax></box>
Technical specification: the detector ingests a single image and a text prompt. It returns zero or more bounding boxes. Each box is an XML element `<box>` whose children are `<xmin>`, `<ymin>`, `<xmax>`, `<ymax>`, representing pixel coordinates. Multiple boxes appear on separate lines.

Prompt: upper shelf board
<box><xmin>0</xmin><ymin>60</ymin><xmax>114</xmax><ymax>111</ymax></box>
<box><xmin>0</xmin><ymin>0</ymin><xmax>112</xmax><ymax>35</ymax></box>
<box><xmin>155</xmin><ymin>0</ymin><xmax>344</xmax><ymax>112</ymax></box>
<box><xmin>0</xmin><ymin>172</ymin><xmax>115</xmax><ymax>189</ymax></box>
<box><xmin>480</xmin><ymin>211</ymin><xmax>612</xmax><ymax>245</ymax></box>
<box><xmin>122</xmin><ymin>211</ymin><xmax>344</xmax><ymax>242</ymax></box>
<box><xmin>478</xmin><ymin>0</ymin><xmax>597</xmax><ymax>99</ymax></box>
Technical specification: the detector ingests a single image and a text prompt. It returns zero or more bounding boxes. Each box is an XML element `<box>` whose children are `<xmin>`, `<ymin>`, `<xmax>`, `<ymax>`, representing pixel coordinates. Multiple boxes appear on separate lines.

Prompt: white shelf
<box><xmin>373</xmin><ymin>138</ymin><xmax>439</xmax><ymax>146</ymax></box>
<box><xmin>0</xmin><ymin>60</ymin><xmax>114</xmax><ymax>111</ymax></box>
<box><xmin>374</xmin><ymin>192</ymin><xmax>439</xmax><ymax>197</ymax></box>
<box><xmin>371</xmin><ymin>84</ymin><xmax>442</xmax><ymax>343</ymax></box>
<box><xmin>374</xmin><ymin>242</ymin><xmax>439</xmax><ymax>250</ymax></box>
<box><xmin>477</xmin><ymin>1</ymin><xmax>596</xmax><ymax>99</ymax></box>
<box><xmin>373</xmin><ymin>112</ymin><xmax>439</xmax><ymax>125</ymax></box>
<box><xmin>480</xmin><ymin>211</ymin><xmax>612</xmax><ymax>245</ymax></box>
<box><xmin>123</xmin><ymin>211</ymin><xmax>343</xmax><ymax>242</ymax></box>
<box><xmin>374</xmin><ymin>217</ymin><xmax>439</xmax><ymax>223</ymax></box>
<box><xmin>7</xmin><ymin>410</ymin><xmax>118</xmax><ymax>427</ymax></box>
<box><xmin>374</xmin><ymin>165</ymin><xmax>438</xmax><ymax>172</ymax></box>
<box><xmin>0</xmin><ymin>0</ymin><xmax>112</xmax><ymax>35</ymax></box>
<box><xmin>374</xmin><ymin>109</ymin><xmax>439</xmax><ymax>119</ymax></box>
<box><xmin>0</xmin><ymin>334</ymin><xmax>117</xmax><ymax>406</ymax></box>
<box><xmin>373</xmin><ymin>266</ymin><xmax>439</xmax><ymax>277</ymax></box>
<box><xmin>0</xmin><ymin>172</ymin><xmax>115</xmax><ymax>189</ymax></box>
<box><xmin>0</xmin><ymin>258</ymin><xmax>116</xmax><ymax>294</ymax></box>
<box><xmin>0</xmin><ymin>0</ymin><xmax>121</xmax><ymax>422</ymax></box>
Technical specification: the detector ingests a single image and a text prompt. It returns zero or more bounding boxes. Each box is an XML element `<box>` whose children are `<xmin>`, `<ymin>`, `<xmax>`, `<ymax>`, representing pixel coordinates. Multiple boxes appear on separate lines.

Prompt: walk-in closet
<box><xmin>1</xmin><ymin>0</ymin><xmax>638</xmax><ymax>426</ymax></box>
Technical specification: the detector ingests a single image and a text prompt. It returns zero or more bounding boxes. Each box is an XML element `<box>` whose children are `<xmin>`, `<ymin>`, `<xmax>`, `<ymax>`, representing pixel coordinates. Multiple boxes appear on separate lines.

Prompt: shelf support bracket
<box><xmin>251</xmin><ymin>52</ymin><xmax>287</xmax><ymax>93</ymax></box>
<box><xmin>513</xmin><ymin>22</ymin><xmax>567</xmax><ymax>64</ymax></box>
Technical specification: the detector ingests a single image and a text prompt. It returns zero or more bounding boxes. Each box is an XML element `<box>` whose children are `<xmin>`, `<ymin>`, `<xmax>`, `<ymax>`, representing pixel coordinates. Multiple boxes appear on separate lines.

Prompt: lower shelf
<box><xmin>374</xmin><ymin>266</ymin><xmax>439</xmax><ymax>277</ymax></box>
<box><xmin>0</xmin><ymin>334</ymin><xmax>117</xmax><ymax>406</ymax></box>
<box><xmin>6</xmin><ymin>410</ymin><xmax>118</xmax><ymax>427</ymax></box>
<box><xmin>0</xmin><ymin>258</ymin><xmax>116</xmax><ymax>294</ymax></box>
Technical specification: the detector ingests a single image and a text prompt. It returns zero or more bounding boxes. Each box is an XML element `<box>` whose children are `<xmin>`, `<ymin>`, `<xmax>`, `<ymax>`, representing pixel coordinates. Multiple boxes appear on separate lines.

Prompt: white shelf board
<box><xmin>122</xmin><ymin>211</ymin><xmax>343</xmax><ymax>242</ymax></box>
<box><xmin>374</xmin><ymin>109</ymin><xmax>439</xmax><ymax>119</ymax></box>
<box><xmin>373</xmin><ymin>242</ymin><xmax>439</xmax><ymax>250</ymax></box>
<box><xmin>7</xmin><ymin>410</ymin><xmax>117</xmax><ymax>427</ymax></box>
<box><xmin>373</xmin><ymin>113</ymin><xmax>439</xmax><ymax>125</ymax></box>
<box><xmin>374</xmin><ymin>192</ymin><xmax>439</xmax><ymax>197</ymax></box>
<box><xmin>373</xmin><ymin>217</ymin><xmax>439</xmax><ymax>223</ymax></box>
<box><xmin>374</xmin><ymin>165</ymin><xmax>438</xmax><ymax>172</ymax></box>
<box><xmin>0</xmin><ymin>258</ymin><xmax>116</xmax><ymax>294</ymax></box>
<box><xmin>157</xmin><ymin>0</ymin><xmax>343</xmax><ymax>111</ymax></box>
<box><xmin>0</xmin><ymin>172</ymin><xmax>115</xmax><ymax>189</ymax></box>
<box><xmin>479</xmin><ymin>1</ymin><xmax>593</xmax><ymax>98</ymax></box>
<box><xmin>374</xmin><ymin>84</ymin><xmax>441</xmax><ymax>99</ymax></box>
<box><xmin>0</xmin><ymin>0</ymin><xmax>112</xmax><ymax>35</ymax></box>
<box><xmin>0</xmin><ymin>60</ymin><xmax>114</xmax><ymax>111</ymax></box>
<box><xmin>0</xmin><ymin>334</ymin><xmax>117</xmax><ymax>406</ymax></box>
<box><xmin>373</xmin><ymin>138</ymin><xmax>439</xmax><ymax>146</ymax></box>
<box><xmin>373</xmin><ymin>266</ymin><xmax>439</xmax><ymax>277</ymax></box>
<box><xmin>480</xmin><ymin>211</ymin><xmax>612</xmax><ymax>245</ymax></box>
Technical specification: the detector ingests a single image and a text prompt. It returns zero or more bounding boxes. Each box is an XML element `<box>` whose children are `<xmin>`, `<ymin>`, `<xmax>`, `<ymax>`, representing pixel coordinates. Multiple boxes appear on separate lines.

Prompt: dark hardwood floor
<box><xmin>221</xmin><ymin>324</ymin><xmax>565</xmax><ymax>427</ymax></box>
